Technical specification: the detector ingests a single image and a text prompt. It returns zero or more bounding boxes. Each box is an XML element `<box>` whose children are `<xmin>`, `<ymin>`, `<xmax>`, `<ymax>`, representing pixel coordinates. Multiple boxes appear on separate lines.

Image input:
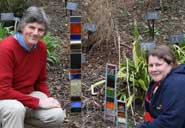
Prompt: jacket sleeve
<box><xmin>0</xmin><ymin>45</ymin><xmax>39</xmax><ymax>109</ymax></box>
<box><xmin>137</xmin><ymin>78</ymin><xmax>185</xmax><ymax>128</ymax></box>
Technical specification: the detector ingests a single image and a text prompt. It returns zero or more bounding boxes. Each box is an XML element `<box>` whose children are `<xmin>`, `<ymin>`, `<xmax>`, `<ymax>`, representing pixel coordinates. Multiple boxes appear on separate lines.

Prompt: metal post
<box><xmin>152</xmin><ymin>20</ymin><xmax>155</xmax><ymax>40</ymax></box>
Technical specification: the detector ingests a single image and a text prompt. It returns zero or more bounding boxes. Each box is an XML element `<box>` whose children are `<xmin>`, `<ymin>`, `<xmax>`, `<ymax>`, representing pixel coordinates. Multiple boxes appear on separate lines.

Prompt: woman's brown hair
<box><xmin>147</xmin><ymin>45</ymin><xmax>178</xmax><ymax>68</ymax></box>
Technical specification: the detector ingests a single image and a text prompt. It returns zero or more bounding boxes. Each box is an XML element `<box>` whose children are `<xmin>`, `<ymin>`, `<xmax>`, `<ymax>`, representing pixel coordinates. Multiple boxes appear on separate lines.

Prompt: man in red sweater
<box><xmin>0</xmin><ymin>6</ymin><xmax>65</xmax><ymax>128</ymax></box>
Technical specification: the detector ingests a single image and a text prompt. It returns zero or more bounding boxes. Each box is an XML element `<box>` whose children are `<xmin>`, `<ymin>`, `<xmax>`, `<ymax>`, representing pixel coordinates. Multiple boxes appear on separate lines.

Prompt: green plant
<box><xmin>0</xmin><ymin>23</ymin><xmax>8</xmax><ymax>40</ymax></box>
<box><xmin>0</xmin><ymin>23</ymin><xmax>14</xmax><ymax>40</ymax></box>
<box><xmin>43</xmin><ymin>33</ymin><xmax>60</xmax><ymax>64</ymax></box>
<box><xmin>90</xmin><ymin>20</ymin><xmax>150</xmax><ymax>109</ymax></box>
<box><xmin>172</xmin><ymin>44</ymin><xmax>185</xmax><ymax>64</ymax></box>
<box><xmin>144</xmin><ymin>27</ymin><xmax>160</xmax><ymax>36</ymax></box>
<box><xmin>118</xmin><ymin>19</ymin><xmax>150</xmax><ymax>107</ymax></box>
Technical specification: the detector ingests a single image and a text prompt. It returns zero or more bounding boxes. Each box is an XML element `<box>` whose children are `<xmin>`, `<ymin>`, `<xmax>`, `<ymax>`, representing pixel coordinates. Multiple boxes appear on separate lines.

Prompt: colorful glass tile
<box><xmin>107</xmin><ymin>76</ymin><xmax>115</xmax><ymax>88</ymax></box>
<box><xmin>70</xmin><ymin>53</ymin><xmax>81</xmax><ymax>69</ymax></box>
<box><xmin>70</xmin><ymin>23</ymin><xmax>81</xmax><ymax>34</ymax></box>
<box><xmin>71</xmin><ymin>101</ymin><xmax>81</xmax><ymax>108</ymax></box>
<box><xmin>70</xmin><ymin>34</ymin><xmax>81</xmax><ymax>40</ymax></box>
<box><xmin>71</xmin><ymin>96</ymin><xmax>81</xmax><ymax>101</ymax></box>
<box><xmin>70</xmin><ymin>40</ymin><xmax>81</xmax><ymax>44</ymax></box>
<box><xmin>70</xmin><ymin>69</ymin><xmax>81</xmax><ymax>74</ymax></box>
<box><xmin>70</xmin><ymin>44</ymin><xmax>81</xmax><ymax>52</ymax></box>
<box><xmin>71</xmin><ymin>108</ymin><xmax>81</xmax><ymax>112</ymax></box>
<box><xmin>106</xmin><ymin>88</ymin><xmax>115</xmax><ymax>97</ymax></box>
<box><xmin>70</xmin><ymin>74</ymin><xmax>81</xmax><ymax>80</ymax></box>
<box><xmin>70</xmin><ymin>80</ymin><xmax>81</xmax><ymax>96</ymax></box>
<box><xmin>70</xmin><ymin>16</ymin><xmax>81</xmax><ymax>23</ymax></box>
<box><xmin>106</xmin><ymin>97</ymin><xmax>114</xmax><ymax>102</ymax></box>
<box><xmin>106</xmin><ymin>101</ymin><xmax>114</xmax><ymax>109</ymax></box>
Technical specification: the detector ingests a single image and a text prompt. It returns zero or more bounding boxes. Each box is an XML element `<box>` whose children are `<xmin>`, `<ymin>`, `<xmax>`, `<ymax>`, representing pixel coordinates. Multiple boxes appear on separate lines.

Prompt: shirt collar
<box><xmin>13</xmin><ymin>32</ymin><xmax>36</xmax><ymax>52</ymax></box>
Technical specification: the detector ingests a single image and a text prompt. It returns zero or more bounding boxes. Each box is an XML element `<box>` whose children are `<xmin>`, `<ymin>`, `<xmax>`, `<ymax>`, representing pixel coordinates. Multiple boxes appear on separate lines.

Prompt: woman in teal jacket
<box><xmin>137</xmin><ymin>45</ymin><xmax>185</xmax><ymax>128</ymax></box>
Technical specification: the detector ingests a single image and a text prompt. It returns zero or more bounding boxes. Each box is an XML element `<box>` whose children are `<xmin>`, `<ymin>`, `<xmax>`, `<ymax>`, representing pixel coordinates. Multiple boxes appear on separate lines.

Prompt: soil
<box><xmin>27</xmin><ymin>0</ymin><xmax>185</xmax><ymax>127</ymax></box>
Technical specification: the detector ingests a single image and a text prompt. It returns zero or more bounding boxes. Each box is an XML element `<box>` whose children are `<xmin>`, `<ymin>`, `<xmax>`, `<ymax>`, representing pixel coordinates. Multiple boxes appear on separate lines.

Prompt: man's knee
<box><xmin>52</xmin><ymin>108</ymin><xmax>65</xmax><ymax>124</ymax></box>
<box><xmin>0</xmin><ymin>100</ymin><xmax>26</xmax><ymax>117</ymax></box>
<box><xmin>42</xmin><ymin>108</ymin><xmax>65</xmax><ymax>126</ymax></box>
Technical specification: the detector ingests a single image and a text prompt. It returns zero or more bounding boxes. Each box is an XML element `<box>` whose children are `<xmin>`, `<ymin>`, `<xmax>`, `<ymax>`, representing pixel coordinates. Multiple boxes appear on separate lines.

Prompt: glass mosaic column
<box><xmin>116</xmin><ymin>100</ymin><xmax>128</xmax><ymax>128</ymax></box>
<box><xmin>104</xmin><ymin>63</ymin><xmax>117</xmax><ymax>126</ymax></box>
<box><xmin>70</xmin><ymin>16</ymin><xmax>82</xmax><ymax>113</ymax></box>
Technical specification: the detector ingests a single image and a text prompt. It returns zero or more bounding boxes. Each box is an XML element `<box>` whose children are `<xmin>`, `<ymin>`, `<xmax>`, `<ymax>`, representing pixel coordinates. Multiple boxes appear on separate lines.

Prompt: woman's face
<box><xmin>148</xmin><ymin>55</ymin><xmax>173</xmax><ymax>82</ymax></box>
<box><xmin>21</xmin><ymin>22</ymin><xmax>45</xmax><ymax>48</ymax></box>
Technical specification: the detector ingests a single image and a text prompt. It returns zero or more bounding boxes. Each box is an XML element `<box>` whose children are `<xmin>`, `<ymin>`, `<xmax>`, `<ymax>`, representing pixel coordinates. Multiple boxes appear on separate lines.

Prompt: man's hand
<box><xmin>39</xmin><ymin>97</ymin><xmax>61</xmax><ymax>109</ymax></box>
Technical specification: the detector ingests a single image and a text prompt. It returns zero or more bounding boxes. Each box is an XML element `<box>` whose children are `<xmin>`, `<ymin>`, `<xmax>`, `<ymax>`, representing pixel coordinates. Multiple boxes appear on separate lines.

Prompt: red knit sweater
<box><xmin>0</xmin><ymin>36</ymin><xmax>50</xmax><ymax>109</ymax></box>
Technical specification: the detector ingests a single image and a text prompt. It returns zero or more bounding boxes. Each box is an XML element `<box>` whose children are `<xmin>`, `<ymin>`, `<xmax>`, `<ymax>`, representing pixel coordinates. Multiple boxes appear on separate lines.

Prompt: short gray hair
<box><xmin>17</xmin><ymin>6</ymin><xmax>50</xmax><ymax>35</ymax></box>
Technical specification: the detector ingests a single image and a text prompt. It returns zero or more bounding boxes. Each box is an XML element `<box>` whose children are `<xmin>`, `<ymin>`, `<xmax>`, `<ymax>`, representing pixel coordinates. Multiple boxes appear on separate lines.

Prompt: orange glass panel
<box><xmin>118</xmin><ymin>112</ymin><xmax>125</xmax><ymax>118</ymax></box>
<box><xmin>106</xmin><ymin>102</ymin><xmax>114</xmax><ymax>109</ymax></box>
<box><xmin>108</xmin><ymin>65</ymin><xmax>115</xmax><ymax>69</ymax></box>
<box><xmin>70</xmin><ymin>23</ymin><xmax>81</xmax><ymax>34</ymax></box>
<box><xmin>70</xmin><ymin>69</ymin><xmax>81</xmax><ymax>74</ymax></box>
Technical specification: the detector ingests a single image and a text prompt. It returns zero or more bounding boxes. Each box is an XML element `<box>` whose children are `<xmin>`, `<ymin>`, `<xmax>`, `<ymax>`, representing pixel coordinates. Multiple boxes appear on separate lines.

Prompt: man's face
<box><xmin>21</xmin><ymin>22</ymin><xmax>45</xmax><ymax>48</ymax></box>
<box><xmin>148</xmin><ymin>55</ymin><xmax>172</xmax><ymax>82</ymax></box>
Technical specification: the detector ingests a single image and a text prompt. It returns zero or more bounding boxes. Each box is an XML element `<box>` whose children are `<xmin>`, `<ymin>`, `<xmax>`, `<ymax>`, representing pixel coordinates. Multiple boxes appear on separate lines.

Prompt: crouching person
<box><xmin>0</xmin><ymin>6</ymin><xmax>65</xmax><ymax>128</ymax></box>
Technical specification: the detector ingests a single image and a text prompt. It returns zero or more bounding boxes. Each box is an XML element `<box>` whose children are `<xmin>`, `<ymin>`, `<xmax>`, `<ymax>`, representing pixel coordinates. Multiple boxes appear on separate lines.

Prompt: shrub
<box><xmin>43</xmin><ymin>33</ymin><xmax>60</xmax><ymax>65</ymax></box>
<box><xmin>0</xmin><ymin>23</ymin><xmax>14</xmax><ymax>40</ymax></box>
<box><xmin>81</xmin><ymin>0</ymin><xmax>114</xmax><ymax>52</ymax></box>
<box><xmin>118</xmin><ymin>19</ymin><xmax>150</xmax><ymax>106</ymax></box>
<box><xmin>172</xmin><ymin>44</ymin><xmax>185</xmax><ymax>64</ymax></box>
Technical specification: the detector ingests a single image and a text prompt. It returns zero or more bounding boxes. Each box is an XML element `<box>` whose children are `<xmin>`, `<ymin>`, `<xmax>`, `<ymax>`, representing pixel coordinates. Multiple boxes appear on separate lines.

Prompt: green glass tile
<box><xmin>106</xmin><ymin>88</ymin><xmax>115</xmax><ymax>97</ymax></box>
<box><xmin>71</xmin><ymin>108</ymin><xmax>81</xmax><ymax>113</ymax></box>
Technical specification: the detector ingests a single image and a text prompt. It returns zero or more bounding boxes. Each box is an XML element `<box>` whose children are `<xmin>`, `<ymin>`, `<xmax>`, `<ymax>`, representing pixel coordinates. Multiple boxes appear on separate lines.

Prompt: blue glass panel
<box><xmin>70</xmin><ymin>16</ymin><xmax>81</xmax><ymax>22</ymax></box>
<box><xmin>70</xmin><ymin>74</ymin><xmax>81</xmax><ymax>79</ymax></box>
<box><xmin>70</xmin><ymin>34</ymin><xmax>81</xmax><ymax>40</ymax></box>
<box><xmin>71</xmin><ymin>101</ymin><xmax>81</xmax><ymax>108</ymax></box>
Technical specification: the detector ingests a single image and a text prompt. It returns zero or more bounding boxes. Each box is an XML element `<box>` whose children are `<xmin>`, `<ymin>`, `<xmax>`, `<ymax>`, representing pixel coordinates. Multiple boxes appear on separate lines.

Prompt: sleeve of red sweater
<box><xmin>0</xmin><ymin>40</ymin><xmax>39</xmax><ymax>109</ymax></box>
